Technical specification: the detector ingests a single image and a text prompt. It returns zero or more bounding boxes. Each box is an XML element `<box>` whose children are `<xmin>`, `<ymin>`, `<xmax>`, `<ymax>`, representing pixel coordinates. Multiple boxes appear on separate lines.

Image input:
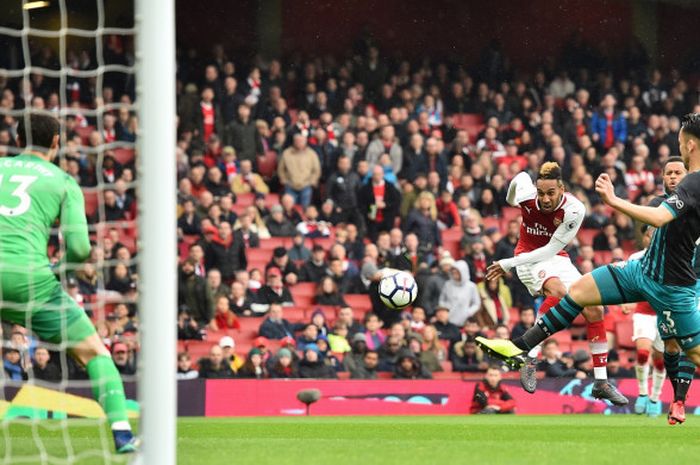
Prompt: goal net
<box><xmin>0</xmin><ymin>1</ymin><xmax>175</xmax><ymax>464</ymax></box>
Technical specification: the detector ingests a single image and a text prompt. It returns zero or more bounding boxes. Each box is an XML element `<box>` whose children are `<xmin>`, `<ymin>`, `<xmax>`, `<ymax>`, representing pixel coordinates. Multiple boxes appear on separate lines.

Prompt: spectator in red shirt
<box><xmin>358</xmin><ymin>165</ymin><xmax>402</xmax><ymax>241</ymax></box>
<box><xmin>470</xmin><ymin>365</ymin><xmax>516</xmax><ymax>414</ymax></box>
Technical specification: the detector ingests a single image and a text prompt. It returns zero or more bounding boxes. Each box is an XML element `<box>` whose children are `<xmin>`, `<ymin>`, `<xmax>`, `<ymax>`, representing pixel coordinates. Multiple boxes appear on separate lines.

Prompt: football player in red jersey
<box><xmin>486</xmin><ymin>162</ymin><xmax>627</xmax><ymax>405</ymax></box>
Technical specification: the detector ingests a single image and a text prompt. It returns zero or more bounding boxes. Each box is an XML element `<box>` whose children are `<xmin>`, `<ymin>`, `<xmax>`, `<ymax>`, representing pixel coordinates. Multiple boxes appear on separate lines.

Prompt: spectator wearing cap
<box><xmin>237</xmin><ymin>348</ymin><xmax>268</xmax><ymax>379</ymax></box>
<box><xmin>198</xmin><ymin>344</ymin><xmax>235</xmax><ymax>379</ymax></box>
<box><xmin>231</xmin><ymin>158</ymin><xmax>269</xmax><ymax>195</ymax></box>
<box><xmin>407</xmin><ymin>334</ymin><xmax>441</xmax><ymax>373</ymax></box>
<box><xmin>178</xmin><ymin>258</ymin><xmax>213</xmax><ymax>328</ymax></box>
<box><xmin>393</xmin><ymin>351</ymin><xmax>432</xmax><ymax>380</ymax></box>
<box><xmin>259</xmin><ymin>303</ymin><xmax>298</xmax><ymax>340</ymax></box>
<box><xmin>269</xmin><ymin>348</ymin><xmax>298</xmax><ymax>379</ymax></box>
<box><xmin>298</xmin><ymin>244</ymin><xmax>328</xmax><ymax>283</ymax></box>
<box><xmin>204</xmin><ymin>221</ymin><xmax>247</xmax><ymax>282</ymax></box>
<box><xmin>296</xmin><ymin>324</ymin><xmax>319</xmax><ymax>352</ymax></box>
<box><xmin>343</xmin><ymin>332</ymin><xmax>368</xmax><ymax>373</ymax></box>
<box><xmin>277</xmin><ymin>133</ymin><xmax>321</xmax><ymax>208</ymax></box>
<box><xmin>233</xmin><ymin>211</ymin><xmax>260</xmax><ymax>249</ymax></box>
<box><xmin>325</xmin><ymin>154</ymin><xmax>362</xmax><ymax>226</ymax></box>
<box><xmin>287</xmin><ymin>232</ymin><xmax>312</xmax><ymax>262</ymax></box>
<box><xmin>309</xmin><ymin>308</ymin><xmax>331</xmax><ymax>337</ymax></box>
<box><xmin>350</xmin><ymin>350</ymin><xmax>380</xmax><ymax>380</ymax></box>
<box><xmin>265</xmin><ymin>205</ymin><xmax>296</xmax><ymax>237</ymax></box>
<box><xmin>30</xmin><ymin>347</ymin><xmax>61</xmax><ymax>383</ymax></box>
<box><xmin>176</xmin><ymin>352</ymin><xmax>199</xmax><ymax>380</ymax></box>
<box><xmin>223</xmin><ymin>104</ymin><xmax>263</xmax><ymax>165</ymax></box>
<box><xmin>218</xmin><ymin>336</ymin><xmax>244</xmax><ymax>374</ymax></box>
<box><xmin>314</xmin><ymin>276</ymin><xmax>348</xmax><ymax>307</ymax></box>
<box><xmin>265</xmin><ymin>247</ymin><xmax>297</xmax><ymax>286</ymax></box>
<box><xmin>111</xmin><ymin>342</ymin><xmax>136</xmax><ymax>376</ymax></box>
<box><xmin>358</xmin><ymin>164</ymin><xmax>402</xmax><ymax>242</ymax></box>
<box><xmin>298</xmin><ymin>343</ymin><xmax>337</xmax><ymax>379</ymax></box>
<box><xmin>470</xmin><ymin>365</ymin><xmax>516</xmax><ymax>414</ymax></box>
<box><xmin>257</xmin><ymin>267</ymin><xmax>294</xmax><ymax>307</ymax></box>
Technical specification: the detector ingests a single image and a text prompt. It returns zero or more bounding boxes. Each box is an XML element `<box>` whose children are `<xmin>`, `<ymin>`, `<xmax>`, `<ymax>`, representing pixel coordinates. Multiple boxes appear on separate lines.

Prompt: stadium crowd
<box><xmin>0</xmin><ymin>34</ymin><xmax>698</xmax><ymax>383</ymax></box>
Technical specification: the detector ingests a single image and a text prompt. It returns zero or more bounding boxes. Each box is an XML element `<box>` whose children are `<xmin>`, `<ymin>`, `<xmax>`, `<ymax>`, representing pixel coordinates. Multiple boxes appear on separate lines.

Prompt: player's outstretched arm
<box><xmin>61</xmin><ymin>178</ymin><xmax>91</xmax><ymax>263</ymax></box>
<box><xmin>595</xmin><ymin>174</ymin><xmax>675</xmax><ymax>228</ymax></box>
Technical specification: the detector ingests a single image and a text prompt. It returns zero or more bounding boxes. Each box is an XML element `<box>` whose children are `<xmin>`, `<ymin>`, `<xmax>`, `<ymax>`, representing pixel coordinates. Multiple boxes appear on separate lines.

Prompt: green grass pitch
<box><xmin>2</xmin><ymin>415</ymin><xmax>700</xmax><ymax>465</ymax></box>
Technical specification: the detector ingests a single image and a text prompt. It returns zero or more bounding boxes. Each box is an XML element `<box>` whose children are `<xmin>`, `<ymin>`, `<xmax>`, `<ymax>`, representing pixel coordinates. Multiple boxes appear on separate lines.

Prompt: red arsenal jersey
<box><xmin>507</xmin><ymin>172</ymin><xmax>585</xmax><ymax>257</ymax></box>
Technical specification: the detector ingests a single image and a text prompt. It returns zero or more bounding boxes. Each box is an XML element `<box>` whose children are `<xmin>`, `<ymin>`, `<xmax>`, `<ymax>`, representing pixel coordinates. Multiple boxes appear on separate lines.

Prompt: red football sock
<box><xmin>587</xmin><ymin>320</ymin><xmax>608</xmax><ymax>380</ymax></box>
<box><xmin>538</xmin><ymin>296</ymin><xmax>560</xmax><ymax>316</ymax></box>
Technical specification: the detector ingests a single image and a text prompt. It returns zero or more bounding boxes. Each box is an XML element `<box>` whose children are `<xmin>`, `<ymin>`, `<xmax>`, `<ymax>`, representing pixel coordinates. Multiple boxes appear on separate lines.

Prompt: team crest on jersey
<box><xmin>553</xmin><ymin>218</ymin><xmax>562</xmax><ymax>227</ymax></box>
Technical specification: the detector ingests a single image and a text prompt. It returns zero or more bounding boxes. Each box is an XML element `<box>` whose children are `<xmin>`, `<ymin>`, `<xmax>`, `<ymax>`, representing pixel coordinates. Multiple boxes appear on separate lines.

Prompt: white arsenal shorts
<box><xmin>515</xmin><ymin>255</ymin><xmax>582</xmax><ymax>297</ymax></box>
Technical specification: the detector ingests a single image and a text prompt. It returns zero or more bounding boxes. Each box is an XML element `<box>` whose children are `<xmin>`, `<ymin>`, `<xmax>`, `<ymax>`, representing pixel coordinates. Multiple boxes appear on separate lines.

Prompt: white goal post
<box><xmin>135</xmin><ymin>0</ymin><xmax>177</xmax><ymax>463</ymax></box>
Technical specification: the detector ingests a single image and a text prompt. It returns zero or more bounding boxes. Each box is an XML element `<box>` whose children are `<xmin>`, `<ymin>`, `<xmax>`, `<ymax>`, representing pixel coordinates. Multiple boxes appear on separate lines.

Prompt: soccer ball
<box><xmin>378</xmin><ymin>271</ymin><xmax>417</xmax><ymax>310</ymax></box>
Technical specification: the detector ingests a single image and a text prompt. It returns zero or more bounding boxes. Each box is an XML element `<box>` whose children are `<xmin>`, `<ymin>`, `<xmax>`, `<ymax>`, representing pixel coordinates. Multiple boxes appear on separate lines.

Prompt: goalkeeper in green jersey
<box><xmin>4</xmin><ymin>114</ymin><xmax>137</xmax><ymax>453</ymax></box>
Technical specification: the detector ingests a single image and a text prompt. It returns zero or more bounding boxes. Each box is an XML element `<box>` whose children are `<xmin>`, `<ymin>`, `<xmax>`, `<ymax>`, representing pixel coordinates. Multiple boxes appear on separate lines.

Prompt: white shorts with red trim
<box><xmin>515</xmin><ymin>255</ymin><xmax>581</xmax><ymax>297</ymax></box>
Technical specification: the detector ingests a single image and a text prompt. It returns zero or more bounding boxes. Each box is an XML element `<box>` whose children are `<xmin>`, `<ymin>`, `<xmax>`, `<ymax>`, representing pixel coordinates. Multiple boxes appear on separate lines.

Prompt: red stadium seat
<box><xmin>237</xmin><ymin>193</ymin><xmax>255</xmax><ymax>207</ymax></box>
<box><xmin>577</xmin><ymin>229</ymin><xmax>598</xmax><ymax>247</ymax></box>
<box><xmin>312</xmin><ymin>237</ymin><xmax>334</xmax><ymax>250</ymax></box>
<box><xmin>112</xmin><ymin>147</ymin><xmax>135</xmax><ymax>165</ymax></box>
<box><xmin>290</xmin><ymin>282</ymin><xmax>316</xmax><ymax>297</ymax></box>
<box><xmin>247</xmin><ymin>248</ymin><xmax>272</xmax><ymax>263</ymax></box>
<box><xmin>501</xmin><ymin>207</ymin><xmax>521</xmax><ymax>223</ymax></box>
<box><xmin>344</xmin><ymin>294</ymin><xmax>372</xmax><ymax>312</ymax></box>
<box><xmin>75</xmin><ymin>125</ymin><xmax>95</xmax><ymax>144</ymax></box>
<box><xmin>442</xmin><ymin>240</ymin><xmax>461</xmax><ymax>260</ymax></box>
<box><xmin>282</xmin><ymin>307</ymin><xmax>306</xmax><ymax>322</ymax></box>
<box><xmin>482</xmin><ymin>217</ymin><xmax>500</xmax><ymax>231</ymax></box>
<box><xmin>257</xmin><ymin>150</ymin><xmax>278</xmax><ymax>179</ymax></box>
<box><xmin>83</xmin><ymin>189</ymin><xmax>99</xmax><ymax>217</ymax></box>
<box><xmin>291</xmin><ymin>294</ymin><xmax>314</xmax><ymax>308</ymax></box>
<box><xmin>259</xmin><ymin>237</ymin><xmax>292</xmax><ymax>250</ymax></box>
<box><xmin>441</xmin><ymin>226</ymin><xmax>463</xmax><ymax>243</ymax></box>
<box><xmin>264</xmin><ymin>193</ymin><xmax>280</xmax><ymax>209</ymax></box>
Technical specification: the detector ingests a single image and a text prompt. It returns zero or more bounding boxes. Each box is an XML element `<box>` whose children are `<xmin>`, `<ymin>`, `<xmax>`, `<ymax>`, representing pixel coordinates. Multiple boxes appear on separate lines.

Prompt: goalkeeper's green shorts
<box><xmin>1</xmin><ymin>280</ymin><xmax>96</xmax><ymax>345</ymax></box>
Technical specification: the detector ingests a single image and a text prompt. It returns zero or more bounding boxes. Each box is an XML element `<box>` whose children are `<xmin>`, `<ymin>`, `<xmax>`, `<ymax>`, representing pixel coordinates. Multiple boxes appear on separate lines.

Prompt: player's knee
<box><xmin>543</xmin><ymin>279</ymin><xmax>567</xmax><ymax>298</ymax></box>
<box><xmin>664</xmin><ymin>338</ymin><xmax>681</xmax><ymax>354</ymax></box>
<box><xmin>636</xmin><ymin>348</ymin><xmax>650</xmax><ymax>365</ymax></box>
<box><xmin>582</xmin><ymin>306</ymin><xmax>604</xmax><ymax>322</ymax></box>
<box><xmin>653</xmin><ymin>357</ymin><xmax>665</xmax><ymax>371</ymax></box>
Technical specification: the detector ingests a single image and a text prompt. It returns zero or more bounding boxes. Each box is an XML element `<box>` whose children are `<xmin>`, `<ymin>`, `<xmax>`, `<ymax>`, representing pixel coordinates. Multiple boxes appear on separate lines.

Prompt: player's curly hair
<box><xmin>538</xmin><ymin>162</ymin><xmax>562</xmax><ymax>182</ymax></box>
